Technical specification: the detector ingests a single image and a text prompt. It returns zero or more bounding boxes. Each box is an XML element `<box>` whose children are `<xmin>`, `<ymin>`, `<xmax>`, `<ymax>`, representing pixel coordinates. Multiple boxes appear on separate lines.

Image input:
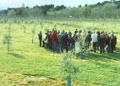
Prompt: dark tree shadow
<box><xmin>83</xmin><ymin>47</ymin><xmax>120</xmax><ymax>61</ymax></box>
<box><xmin>8</xmin><ymin>52</ymin><xmax>24</xmax><ymax>59</ymax></box>
<box><xmin>45</xmin><ymin>48</ymin><xmax>62</xmax><ymax>54</ymax></box>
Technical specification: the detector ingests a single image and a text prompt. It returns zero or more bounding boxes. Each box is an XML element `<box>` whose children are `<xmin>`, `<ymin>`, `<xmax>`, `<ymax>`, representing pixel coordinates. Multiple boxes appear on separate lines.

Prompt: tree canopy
<box><xmin>1</xmin><ymin>0</ymin><xmax>120</xmax><ymax>19</ymax></box>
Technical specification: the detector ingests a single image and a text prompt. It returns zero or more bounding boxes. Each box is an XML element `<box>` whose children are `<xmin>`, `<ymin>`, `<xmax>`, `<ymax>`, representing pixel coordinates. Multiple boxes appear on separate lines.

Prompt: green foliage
<box><xmin>21</xmin><ymin>3</ymin><xmax>28</xmax><ymax>17</ymax></box>
<box><xmin>82</xmin><ymin>7</ymin><xmax>91</xmax><ymax>17</ymax></box>
<box><xmin>7</xmin><ymin>9</ymin><xmax>16</xmax><ymax>17</ymax></box>
<box><xmin>42</xmin><ymin>10</ymin><xmax>47</xmax><ymax>16</ymax></box>
<box><xmin>3</xmin><ymin>21</ymin><xmax>12</xmax><ymax>51</ymax></box>
<box><xmin>60</xmin><ymin>51</ymin><xmax>79</xmax><ymax>76</ymax></box>
<box><xmin>31</xmin><ymin>28</ymin><xmax>36</xmax><ymax>34</ymax></box>
<box><xmin>32</xmin><ymin>6</ymin><xmax>40</xmax><ymax>17</ymax></box>
<box><xmin>22</xmin><ymin>24</ymin><xmax>26</xmax><ymax>33</ymax></box>
<box><xmin>76</xmin><ymin>28</ymin><xmax>89</xmax><ymax>54</ymax></box>
<box><xmin>1</xmin><ymin>1</ymin><xmax>120</xmax><ymax>19</ymax></box>
<box><xmin>55</xmin><ymin>5</ymin><xmax>66</xmax><ymax>11</ymax></box>
<box><xmin>3</xmin><ymin>34</ymin><xmax>11</xmax><ymax>44</ymax></box>
<box><xmin>31</xmin><ymin>24</ymin><xmax>36</xmax><ymax>38</ymax></box>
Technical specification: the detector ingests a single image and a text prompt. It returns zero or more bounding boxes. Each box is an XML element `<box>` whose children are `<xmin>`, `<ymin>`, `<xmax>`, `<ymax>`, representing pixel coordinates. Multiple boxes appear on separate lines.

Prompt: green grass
<box><xmin>0</xmin><ymin>19</ymin><xmax>120</xmax><ymax>86</ymax></box>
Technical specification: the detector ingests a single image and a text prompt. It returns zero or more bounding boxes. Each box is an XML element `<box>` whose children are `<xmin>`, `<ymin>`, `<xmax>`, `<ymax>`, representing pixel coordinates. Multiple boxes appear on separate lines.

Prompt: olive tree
<box><xmin>60</xmin><ymin>51</ymin><xmax>79</xmax><ymax>86</ymax></box>
<box><xmin>31</xmin><ymin>24</ymin><xmax>36</xmax><ymax>44</ymax></box>
<box><xmin>23</xmin><ymin>24</ymin><xmax>26</xmax><ymax>33</ymax></box>
<box><xmin>74</xmin><ymin>28</ymin><xmax>90</xmax><ymax>59</ymax></box>
<box><xmin>3</xmin><ymin>21</ymin><xmax>12</xmax><ymax>51</ymax></box>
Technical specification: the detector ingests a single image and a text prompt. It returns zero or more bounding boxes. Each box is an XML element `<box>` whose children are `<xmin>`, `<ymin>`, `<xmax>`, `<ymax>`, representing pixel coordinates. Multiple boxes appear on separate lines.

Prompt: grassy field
<box><xmin>0</xmin><ymin>19</ymin><xmax>120</xmax><ymax>86</ymax></box>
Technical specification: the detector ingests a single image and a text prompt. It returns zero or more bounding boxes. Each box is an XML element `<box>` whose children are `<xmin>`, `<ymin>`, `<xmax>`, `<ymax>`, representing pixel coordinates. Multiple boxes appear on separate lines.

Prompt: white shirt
<box><xmin>91</xmin><ymin>33</ymin><xmax>98</xmax><ymax>42</ymax></box>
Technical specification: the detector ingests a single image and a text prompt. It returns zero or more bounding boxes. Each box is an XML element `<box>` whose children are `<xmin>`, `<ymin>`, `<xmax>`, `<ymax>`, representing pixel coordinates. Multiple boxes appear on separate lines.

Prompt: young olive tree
<box><xmin>3</xmin><ymin>21</ymin><xmax>12</xmax><ymax>51</ymax></box>
<box><xmin>40</xmin><ymin>22</ymin><xmax>44</xmax><ymax>28</ymax></box>
<box><xmin>60</xmin><ymin>51</ymin><xmax>79</xmax><ymax>86</ymax></box>
<box><xmin>31</xmin><ymin>24</ymin><xmax>36</xmax><ymax>44</ymax></box>
<box><xmin>21</xmin><ymin>23</ymin><xmax>26</xmax><ymax>33</ymax></box>
<box><xmin>23</xmin><ymin>25</ymin><xmax>26</xmax><ymax>33</ymax></box>
<box><xmin>75</xmin><ymin>28</ymin><xmax>90</xmax><ymax>59</ymax></box>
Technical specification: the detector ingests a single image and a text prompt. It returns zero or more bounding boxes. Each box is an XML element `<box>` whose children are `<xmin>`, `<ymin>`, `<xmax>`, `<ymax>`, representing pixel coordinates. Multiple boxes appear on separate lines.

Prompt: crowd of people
<box><xmin>89</xmin><ymin>30</ymin><xmax>117</xmax><ymax>53</ymax></box>
<box><xmin>38</xmin><ymin>28</ymin><xmax>117</xmax><ymax>54</ymax></box>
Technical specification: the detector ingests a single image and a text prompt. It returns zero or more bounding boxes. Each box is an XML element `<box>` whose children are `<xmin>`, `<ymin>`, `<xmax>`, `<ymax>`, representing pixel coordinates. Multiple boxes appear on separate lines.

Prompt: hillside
<box><xmin>1</xmin><ymin>1</ymin><xmax>120</xmax><ymax>19</ymax></box>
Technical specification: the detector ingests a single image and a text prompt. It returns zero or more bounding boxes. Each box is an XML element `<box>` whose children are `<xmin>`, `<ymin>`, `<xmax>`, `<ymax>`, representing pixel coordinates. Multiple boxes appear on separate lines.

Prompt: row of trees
<box><xmin>2</xmin><ymin>4</ymin><xmax>66</xmax><ymax>17</ymax></box>
<box><xmin>54</xmin><ymin>2</ymin><xmax>120</xmax><ymax>19</ymax></box>
<box><xmin>1</xmin><ymin>0</ymin><xmax>120</xmax><ymax>19</ymax></box>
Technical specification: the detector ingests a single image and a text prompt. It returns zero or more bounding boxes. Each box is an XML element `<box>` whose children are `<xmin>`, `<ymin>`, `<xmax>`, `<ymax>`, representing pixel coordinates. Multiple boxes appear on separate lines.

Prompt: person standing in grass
<box><xmin>106</xmin><ymin>33</ymin><xmax>111</xmax><ymax>53</ymax></box>
<box><xmin>99</xmin><ymin>31</ymin><xmax>106</xmax><ymax>54</ymax></box>
<box><xmin>109</xmin><ymin>31</ymin><xmax>117</xmax><ymax>53</ymax></box>
<box><xmin>73</xmin><ymin>32</ymin><xmax>78</xmax><ymax>49</ymax></box>
<box><xmin>114</xmin><ymin>35</ymin><xmax>117</xmax><ymax>51</ymax></box>
<box><xmin>97</xmin><ymin>31</ymin><xmax>100</xmax><ymax>50</ymax></box>
<box><xmin>85</xmin><ymin>31</ymin><xmax>92</xmax><ymax>49</ymax></box>
<box><xmin>68</xmin><ymin>30</ymin><xmax>72</xmax><ymax>36</ymax></box>
<box><xmin>75</xmin><ymin>29</ymin><xmax>78</xmax><ymax>34</ymax></box>
<box><xmin>48</xmin><ymin>31</ymin><xmax>52</xmax><ymax>49</ymax></box>
<box><xmin>68</xmin><ymin>30</ymin><xmax>72</xmax><ymax>50</ymax></box>
<box><xmin>58</xmin><ymin>32</ymin><xmax>63</xmax><ymax>52</ymax></box>
<box><xmin>43</xmin><ymin>33</ymin><xmax>48</xmax><ymax>49</ymax></box>
<box><xmin>51</xmin><ymin>30</ymin><xmax>58</xmax><ymax>51</ymax></box>
<box><xmin>62</xmin><ymin>32</ymin><xmax>69</xmax><ymax>52</ymax></box>
<box><xmin>91</xmin><ymin>31</ymin><xmax>98</xmax><ymax>53</ymax></box>
<box><xmin>38</xmin><ymin>31</ymin><xmax>42</xmax><ymax>47</ymax></box>
<box><xmin>61</xmin><ymin>30</ymin><xmax>65</xmax><ymax>35</ymax></box>
<box><xmin>69</xmin><ymin>34</ymin><xmax>74</xmax><ymax>51</ymax></box>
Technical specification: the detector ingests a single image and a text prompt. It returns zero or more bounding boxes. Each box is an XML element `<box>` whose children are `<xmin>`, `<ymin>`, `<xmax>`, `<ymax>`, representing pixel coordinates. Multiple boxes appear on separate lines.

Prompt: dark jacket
<box><xmin>85</xmin><ymin>34</ymin><xmax>92</xmax><ymax>42</ymax></box>
<box><xmin>106</xmin><ymin>35</ymin><xmax>110</xmax><ymax>45</ymax></box>
<box><xmin>38</xmin><ymin>32</ymin><xmax>42</xmax><ymax>40</ymax></box>
<box><xmin>110</xmin><ymin>34</ymin><xmax>116</xmax><ymax>46</ymax></box>
<box><xmin>62</xmin><ymin>34</ymin><xmax>68</xmax><ymax>45</ymax></box>
<box><xmin>99</xmin><ymin>34</ymin><xmax>106</xmax><ymax>46</ymax></box>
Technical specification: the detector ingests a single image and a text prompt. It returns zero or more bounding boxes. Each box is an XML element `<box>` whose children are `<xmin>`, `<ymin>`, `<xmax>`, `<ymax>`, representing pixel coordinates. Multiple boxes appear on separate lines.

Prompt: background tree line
<box><xmin>1</xmin><ymin>0</ymin><xmax>120</xmax><ymax>19</ymax></box>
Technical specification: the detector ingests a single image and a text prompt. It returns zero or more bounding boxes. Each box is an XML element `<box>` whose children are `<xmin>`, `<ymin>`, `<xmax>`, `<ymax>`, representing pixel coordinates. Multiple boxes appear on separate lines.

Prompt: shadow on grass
<box><xmin>84</xmin><ymin>48</ymin><xmax>120</xmax><ymax>61</ymax></box>
<box><xmin>42</xmin><ymin>46</ymin><xmax>120</xmax><ymax>61</ymax></box>
<box><xmin>45</xmin><ymin>48</ymin><xmax>62</xmax><ymax>54</ymax></box>
<box><xmin>8</xmin><ymin>52</ymin><xmax>24</xmax><ymax>59</ymax></box>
